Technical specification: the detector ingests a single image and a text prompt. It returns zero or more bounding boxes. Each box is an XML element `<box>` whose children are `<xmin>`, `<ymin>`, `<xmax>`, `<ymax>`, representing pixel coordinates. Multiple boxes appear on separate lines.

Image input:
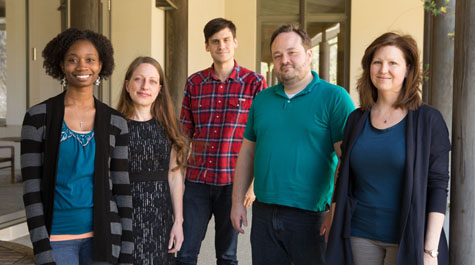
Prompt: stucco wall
<box><xmin>225</xmin><ymin>0</ymin><xmax>257</xmax><ymax>72</ymax></box>
<box><xmin>110</xmin><ymin>0</ymin><xmax>164</xmax><ymax>107</ymax></box>
<box><xmin>350</xmin><ymin>0</ymin><xmax>424</xmax><ymax>106</ymax></box>
<box><xmin>5</xmin><ymin>0</ymin><xmax>26</xmax><ymax>126</ymax></box>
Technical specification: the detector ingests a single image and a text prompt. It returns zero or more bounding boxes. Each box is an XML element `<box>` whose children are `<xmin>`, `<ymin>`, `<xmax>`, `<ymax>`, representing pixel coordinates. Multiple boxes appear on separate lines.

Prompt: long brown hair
<box><xmin>357</xmin><ymin>32</ymin><xmax>422</xmax><ymax>111</ymax></box>
<box><xmin>117</xmin><ymin>56</ymin><xmax>189</xmax><ymax>171</ymax></box>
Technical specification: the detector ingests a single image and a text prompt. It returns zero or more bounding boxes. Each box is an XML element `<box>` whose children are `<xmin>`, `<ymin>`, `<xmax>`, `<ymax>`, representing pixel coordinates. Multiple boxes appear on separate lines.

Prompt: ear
<box><xmin>60</xmin><ymin>61</ymin><xmax>65</xmax><ymax>73</ymax></box>
<box><xmin>306</xmin><ymin>48</ymin><xmax>313</xmax><ymax>61</ymax></box>
<box><xmin>125</xmin><ymin>80</ymin><xmax>130</xmax><ymax>93</ymax></box>
<box><xmin>234</xmin><ymin>38</ymin><xmax>238</xmax><ymax>48</ymax></box>
<box><xmin>205</xmin><ymin>41</ymin><xmax>210</xmax><ymax>52</ymax></box>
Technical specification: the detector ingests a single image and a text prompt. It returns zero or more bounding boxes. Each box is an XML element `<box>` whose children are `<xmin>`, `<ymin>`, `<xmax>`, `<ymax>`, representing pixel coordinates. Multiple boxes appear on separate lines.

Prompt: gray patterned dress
<box><xmin>128</xmin><ymin>119</ymin><xmax>175</xmax><ymax>265</ymax></box>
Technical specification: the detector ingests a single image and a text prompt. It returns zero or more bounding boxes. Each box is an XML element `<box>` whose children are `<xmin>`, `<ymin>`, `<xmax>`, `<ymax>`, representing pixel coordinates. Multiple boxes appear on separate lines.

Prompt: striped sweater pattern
<box><xmin>21</xmin><ymin>94</ymin><xmax>133</xmax><ymax>265</ymax></box>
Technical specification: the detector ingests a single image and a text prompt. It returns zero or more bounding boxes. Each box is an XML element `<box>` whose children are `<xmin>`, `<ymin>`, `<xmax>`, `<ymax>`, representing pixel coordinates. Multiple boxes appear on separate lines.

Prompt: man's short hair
<box><xmin>203</xmin><ymin>18</ymin><xmax>236</xmax><ymax>43</ymax></box>
<box><xmin>270</xmin><ymin>24</ymin><xmax>312</xmax><ymax>51</ymax></box>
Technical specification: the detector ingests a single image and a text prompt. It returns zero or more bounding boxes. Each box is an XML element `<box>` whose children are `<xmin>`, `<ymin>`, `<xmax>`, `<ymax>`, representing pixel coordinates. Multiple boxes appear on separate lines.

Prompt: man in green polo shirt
<box><xmin>230</xmin><ymin>24</ymin><xmax>354</xmax><ymax>265</ymax></box>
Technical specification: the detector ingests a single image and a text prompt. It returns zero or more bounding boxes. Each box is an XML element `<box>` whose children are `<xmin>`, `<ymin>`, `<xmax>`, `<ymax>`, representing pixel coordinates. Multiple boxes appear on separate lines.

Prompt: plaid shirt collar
<box><xmin>207</xmin><ymin>60</ymin><xmax>240</xmax><ymax>82</ymax></box>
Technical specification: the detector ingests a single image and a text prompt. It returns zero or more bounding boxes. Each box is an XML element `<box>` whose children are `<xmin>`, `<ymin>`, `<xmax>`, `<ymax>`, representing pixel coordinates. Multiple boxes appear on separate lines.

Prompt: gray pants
<box><xmin>350</xmin><ymin>236</ymin><xmax>399</xmax><ymax>265</ymax></box>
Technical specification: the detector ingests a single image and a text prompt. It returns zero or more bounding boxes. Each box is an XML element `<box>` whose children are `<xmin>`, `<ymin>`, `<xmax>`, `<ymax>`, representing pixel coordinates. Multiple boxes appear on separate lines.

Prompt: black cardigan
<box><xmin>326</xmin><ymin>104</ymin><xmax>450</xmax><ymax>265</ymax></box>
<box><xmin>21</xmin><ymin>92</ymin><xmax>133</xmax><ymax>264</ymax></box>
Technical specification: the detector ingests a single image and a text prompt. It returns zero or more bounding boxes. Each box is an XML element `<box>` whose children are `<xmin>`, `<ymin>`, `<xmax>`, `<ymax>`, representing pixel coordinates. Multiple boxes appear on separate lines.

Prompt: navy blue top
<box><xmin>51</xmin><ymin>121</ymin><xmax>95</xmax><ymax>235</ymax></box>
<box><xmin>350</xmin><ymin>116</ymin><xmax>406</xmax><ymax>243</ymax></box>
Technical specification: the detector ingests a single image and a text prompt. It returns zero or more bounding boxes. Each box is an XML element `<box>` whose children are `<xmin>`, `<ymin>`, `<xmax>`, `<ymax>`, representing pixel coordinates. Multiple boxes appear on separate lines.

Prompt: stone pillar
<box><xmin>450</xmin><ymin>0</ymin><xmax>475</xmax><ymax>263</ymax></box>
<box><xmin>429</xmin><ymin>0</ymin><xmax>455</xmax><ymax>134</ymax></box>
<box><xmin>70</xmin><ymin>0</ymin><xmax>99</xmax><ymax>32</ymax></box>
<box><xmin>165</xmin><ymin>0</ymin><xmax>188</xmax><ymax>115</ymax></box>
<box><xmin>422</xmin><ymin>10</ymin><xmax>432</xmax><ymax>103</ymax></box>
<box><xmin>319</xmin><ymin>30</ymin><xmax>330</xmax><ymax>81</ymax></box>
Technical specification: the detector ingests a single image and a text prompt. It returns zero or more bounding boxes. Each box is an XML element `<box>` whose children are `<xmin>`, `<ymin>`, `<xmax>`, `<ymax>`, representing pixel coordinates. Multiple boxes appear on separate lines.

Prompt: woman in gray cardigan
<box><xmin>322</xmin><ymin>32</ymin><xmax>450</xmax><ymax>265</ymax></box>
<box><xmin>21</xmin><ymin>28</ymin><xmax>133</xmax><ymax>265</ymax></box>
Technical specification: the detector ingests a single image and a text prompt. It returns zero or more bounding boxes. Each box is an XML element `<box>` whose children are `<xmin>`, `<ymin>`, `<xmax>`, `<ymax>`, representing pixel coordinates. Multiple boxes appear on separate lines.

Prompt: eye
<box><xmin>273</xmin><ymin>54</ymin><xmax>282</xmax><ymax>60</ymax></box>
<box><xmin>86</xmin><ymin>58</ymin><xmax>95</xmax><ymax>63</ymax></box>
<box><xmin>67</xmin><ymin>58</ymin><xmax>77</xmax><ymax>63</ymax></box>
<box><xmin>151</xmin><ymin>79</ymin><xmax>158</xmax><ymax>84</ymax></box>
<box><xmin>372</xmin><ymin>61</ymin><xmax>381</xmax><ymax>65</ymax></box>
<box><xmin>390</xmin><ymin>61</ymin><xmax>398</xmax><ymax>65</ymax></box>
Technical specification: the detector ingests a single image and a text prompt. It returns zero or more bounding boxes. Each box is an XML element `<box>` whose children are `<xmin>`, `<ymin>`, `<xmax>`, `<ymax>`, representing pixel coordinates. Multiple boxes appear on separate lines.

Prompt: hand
<box><xmin>243</xmin><ymin>188</ymin><xmax>256</xmax><ymax>208</ymax></box>
<box><xmin>320</xmin><ymin>211</ymin><xmax>333</xmax><ymax>242</ymax></box>
<box><xmin>423</xmin><ymin>252</ymin><xmax>438</xmax><ymax>265</ymax></box>
<box><xmin>168</xmin><ymin>221</ymin><xmax>184</xmax><ymax>253</ymax></box>
<box><xmin>230</xmin><ymin>202</ymin><xmax>248</xmax><ymax>234</ymax></box>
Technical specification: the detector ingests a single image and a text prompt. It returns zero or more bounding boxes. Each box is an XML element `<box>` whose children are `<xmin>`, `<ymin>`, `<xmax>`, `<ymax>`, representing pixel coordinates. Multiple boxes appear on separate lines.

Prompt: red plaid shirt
<box><xmin>180</xmin><ymin>62</ymin><xmax>266</xmax><ymax>185</ymax></box>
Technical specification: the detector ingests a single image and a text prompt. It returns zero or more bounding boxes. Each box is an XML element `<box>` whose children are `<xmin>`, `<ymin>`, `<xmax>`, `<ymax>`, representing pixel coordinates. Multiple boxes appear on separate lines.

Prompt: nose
<box><xmin>218</xmin><ymin>40</ymin><xmax>225</xmax><ymax>49</ymax></box>
<box><xmin>141</xmin><ymin>79</ymin><xmax>150</xmax><ymax>90</ymax></box>
<box><xmin>281</xmin><ymin>53</ymin><xmax>290</xmax><ymax>64</ymax></box>
<box><xmin>76</xmin><ymin>59</ymin><xmax>87</xmax><ymax>70</ymax></box>
<box><xmin>380</xmin><ymin>62</ymin><xmax>389</xmax><ymax>73</ymax></box>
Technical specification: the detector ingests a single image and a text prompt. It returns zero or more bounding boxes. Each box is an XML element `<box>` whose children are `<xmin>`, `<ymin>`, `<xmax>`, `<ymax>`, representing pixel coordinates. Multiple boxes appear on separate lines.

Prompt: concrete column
<box><xmin>449</xmin><ymin>0</ymin><xmax>475</xmax><ymax>263</ymax></box>
<box><xmin>429</xmin><ymin>0</ymin><xmax>455</xmax><ymax>134</ymax></box>
<box><xmin>319</xmin><ymin>30</ymin><xmax>330</xmax><ymax>81</ymax></box>
<box><xmin>422</xmin><ymin>11</ymin><xmax>432</xmax><ymax>103</ymax></box>
<box><xmin>165</xmin><ymin>0</ymin><xmax>188</xmax><ymax>115</ymax></box>
<box><xmin>70</xmin><ymin>0</ymin><xmax>99</xmax><ymax>32</ymax></box>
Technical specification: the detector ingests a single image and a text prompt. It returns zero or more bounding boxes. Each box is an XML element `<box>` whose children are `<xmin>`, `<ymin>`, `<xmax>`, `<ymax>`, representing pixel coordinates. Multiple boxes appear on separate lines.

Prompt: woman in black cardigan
<box><xmin>322</xmin><ymin>32</ymin><xmax>450</xmax><ymax>265</ymax></box>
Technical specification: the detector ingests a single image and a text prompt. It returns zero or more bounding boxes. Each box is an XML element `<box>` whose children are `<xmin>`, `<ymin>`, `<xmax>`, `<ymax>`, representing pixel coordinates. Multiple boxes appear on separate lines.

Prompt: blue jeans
<box><xmin>176</xmin><ymin>181</ymin><xmax>238</xmax><ymax>265</ymax></box>
<box><xmin>50</xmin><ymin>237</ymin><xmax>93</xmax><ymax>265</ymax></box>
<box><xmin>251</xmin><ymin>201</ymin><xmax>327</xmax><ymax>265</ymax></box>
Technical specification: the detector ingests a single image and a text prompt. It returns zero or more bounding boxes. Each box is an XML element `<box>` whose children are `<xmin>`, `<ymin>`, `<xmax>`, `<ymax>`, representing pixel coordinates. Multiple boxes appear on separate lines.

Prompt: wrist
<box><xmin>173</xmin><ymin>217</ymin><xmax>184</xmax><ymax>224</ymax></box>
<box><xmin>424</xmin><ymin>248</ymin><xmax>439</xmax><ymax>258</ymax></box>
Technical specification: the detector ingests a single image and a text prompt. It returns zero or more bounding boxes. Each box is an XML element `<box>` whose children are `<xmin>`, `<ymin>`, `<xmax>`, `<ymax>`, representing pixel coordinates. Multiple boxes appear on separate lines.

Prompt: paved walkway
<box><xmin>0</xmin><ymin>241</ymin><xmax>35</xmax><ymax>264</ymax></box>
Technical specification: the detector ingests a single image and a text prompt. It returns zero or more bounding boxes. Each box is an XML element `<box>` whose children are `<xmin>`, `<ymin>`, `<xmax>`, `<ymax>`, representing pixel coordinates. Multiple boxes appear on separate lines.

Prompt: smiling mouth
<box><xmin>74</xmin><ymin>74</ymin><xmax>92</xmax><ymax>80</ymax></box>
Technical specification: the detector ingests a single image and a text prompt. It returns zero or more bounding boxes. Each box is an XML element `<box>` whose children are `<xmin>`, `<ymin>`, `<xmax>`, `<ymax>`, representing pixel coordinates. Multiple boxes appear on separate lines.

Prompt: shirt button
<box><xmin>209</xmin><ymin>160</ymin><xmax>212</xmax><ymax>163</ymax></box>
<box><xmin>211</xmin><ymin>146</ymin><xmax>215</xmax><ymax>149</ymax></box>
<box><xmin>199</xmin><ymin>104</ymin><xmax>202</xmax><ymax>107</ymax></box>
<box><xmin>216</xmin><ymin>115</ymin><xmax>220</xmax><ymax>118</ymax></box>
<box><xmin>237</xmin><ymin>104</ymin><xmax>240</xmax><ymax>106</ymax></box>
<box><xmin>220</xmin><ymin>85</ymin><xmax>223</xmax><ymax>88</ymax></box>
<box><xmin>287</xmin><ymin>100</ymin><xmax>291</xmax><ymax>103</ymax></box>
<box><xmin>214</xmin><ymin>130</ymin><xmax>217</xmax><ymax>133</ymax></box>
<box><xmin>218</xmin><ymin>100</ymin><xmax>222</xmax><ymax>103</ymax></box>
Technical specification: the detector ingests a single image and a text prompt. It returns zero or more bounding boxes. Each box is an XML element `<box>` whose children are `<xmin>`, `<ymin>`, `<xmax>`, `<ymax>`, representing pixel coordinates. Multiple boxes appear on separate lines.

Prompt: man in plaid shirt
<box><xmin>177</xmin><ymin>18</ymin><xmax>267</xmax><ymax>265</ymax></box>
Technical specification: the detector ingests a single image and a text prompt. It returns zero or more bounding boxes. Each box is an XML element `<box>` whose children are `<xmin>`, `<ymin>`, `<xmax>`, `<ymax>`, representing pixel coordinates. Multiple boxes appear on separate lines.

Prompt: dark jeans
<box><xmin>251</xmin><ymin>201</ymin><xmax>327</xmax><ymax>265</ymax></box>
<box><xmin>176</xmin><ymin>181</ymin><xmax>238</xmax><ymax>265</ymax></box>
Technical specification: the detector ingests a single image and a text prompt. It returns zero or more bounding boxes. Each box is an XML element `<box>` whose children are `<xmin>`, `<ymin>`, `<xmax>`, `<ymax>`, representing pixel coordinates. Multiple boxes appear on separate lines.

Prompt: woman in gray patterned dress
<box><xmin>117</xmin><ymin>57</ymin><xmax>189</xmax><ymax>265</ymax></box>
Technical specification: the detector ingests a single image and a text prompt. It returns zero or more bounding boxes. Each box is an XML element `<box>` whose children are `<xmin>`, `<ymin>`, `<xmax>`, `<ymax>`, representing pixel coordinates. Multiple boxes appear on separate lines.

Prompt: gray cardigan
<box><xmin>21</xmin><ymin>92</ymin><xmax>133</xmax><ymax>265</ymax></box>
<box><xmin>327</xmin><ymin>104</ymin><xmax>450</xmax><ymax>265</ymax></box>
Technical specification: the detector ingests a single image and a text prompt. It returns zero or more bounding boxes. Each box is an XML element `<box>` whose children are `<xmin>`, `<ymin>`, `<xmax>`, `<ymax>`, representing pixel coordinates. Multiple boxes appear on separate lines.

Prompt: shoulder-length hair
<box><xmin>357</xmin><ymin>32</ymin><xmax>422</xmax><ymax>111</ymax></box>
<box><xmin>117</xmin><ymin>56</ymin><xmax>189</xmax><ymax>171</ymax></box>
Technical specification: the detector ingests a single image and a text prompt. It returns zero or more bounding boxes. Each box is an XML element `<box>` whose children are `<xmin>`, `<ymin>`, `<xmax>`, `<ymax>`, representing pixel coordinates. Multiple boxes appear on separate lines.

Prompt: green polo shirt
<box><xmin>244</xmin><ymin>71</ymin><xmax>355</xmax><ymax>212</ymax></box>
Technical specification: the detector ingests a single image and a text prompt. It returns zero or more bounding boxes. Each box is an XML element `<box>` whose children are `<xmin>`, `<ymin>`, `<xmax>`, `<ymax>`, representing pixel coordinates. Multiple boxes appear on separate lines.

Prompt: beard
<box><xmin>274</xmin><ymin>62</ymin><xmax>309</xmax><ymax>84</ymax></box>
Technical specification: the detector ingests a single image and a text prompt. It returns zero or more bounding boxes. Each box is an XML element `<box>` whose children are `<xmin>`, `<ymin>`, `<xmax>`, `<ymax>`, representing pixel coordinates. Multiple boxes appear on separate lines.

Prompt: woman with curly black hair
<box><xmin>21</xmin><ymin>28</ymin><xmax>133</xmax><ymax>265</ymax></box>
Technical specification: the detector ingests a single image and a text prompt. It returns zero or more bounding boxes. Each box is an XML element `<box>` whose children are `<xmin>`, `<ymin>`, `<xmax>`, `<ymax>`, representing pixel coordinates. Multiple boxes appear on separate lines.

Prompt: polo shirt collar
<box><xmin>209</xmin><ymin>60</ymin><xmax>240</xmax><ymax>81</ymax></box>
<box><xmin>273</xmin><ymin>71</ymin><xmax>321</xmax><ymax>98</ymax></box>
